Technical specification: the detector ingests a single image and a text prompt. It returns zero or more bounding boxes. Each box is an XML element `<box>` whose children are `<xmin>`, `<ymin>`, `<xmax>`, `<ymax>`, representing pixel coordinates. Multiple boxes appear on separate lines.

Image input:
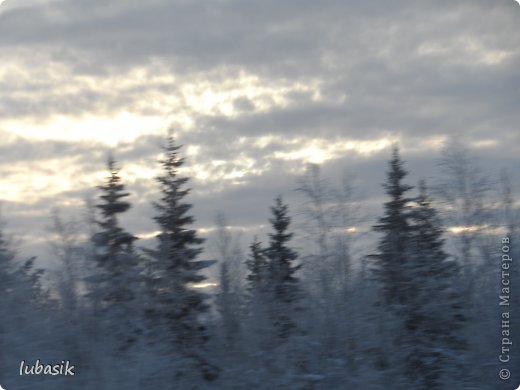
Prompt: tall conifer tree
<box><xmin>403</xmin><ymin>181</ymin><xmax>467</xmax><ymax>389</ymax></box>
<box><xmin>265</xmin><ymin>196</ymin><xmax>301</xmax><ymax>339</ymax></box>
<box><xmin>145</xmin><ymin>134</ymin><xmax>217</xmax><ymax>381</ymax></box>
<box><xmin>371</xmin><ymin>146</ymin><xmax>413</xmax><ymax>306</ymax></box>
<box><xmin>245</xmin><ymin>237</ymin><xmax>268</xmax><ymax>295</ymax></box>
<box><xmin>91</xmin><ymin>156</ymin><xmax>140</xmax><ymax>351</ymax></box>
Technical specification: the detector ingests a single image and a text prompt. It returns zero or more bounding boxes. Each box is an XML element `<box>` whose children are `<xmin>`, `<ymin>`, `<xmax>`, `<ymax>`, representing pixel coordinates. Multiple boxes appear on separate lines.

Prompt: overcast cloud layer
<box><xmin>0</xmin><ymin>0</ymin><xmax>519</xmax><ymax>264</ymax></box>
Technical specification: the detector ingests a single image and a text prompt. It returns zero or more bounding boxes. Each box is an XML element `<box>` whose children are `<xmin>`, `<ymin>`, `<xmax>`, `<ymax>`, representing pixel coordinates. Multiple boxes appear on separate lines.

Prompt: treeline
<box><xmin>0</xmin><ymin>135</ymin><xmax>517</xmax><ymax>389</ymax></box>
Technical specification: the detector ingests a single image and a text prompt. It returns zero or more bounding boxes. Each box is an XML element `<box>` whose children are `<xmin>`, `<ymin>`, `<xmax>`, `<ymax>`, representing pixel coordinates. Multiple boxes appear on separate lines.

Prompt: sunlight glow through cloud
<box><xmin>191</xmin><ymin>282</ymin><xmax>219</xmax><ymax>289</ymax></box>
<box><xmin>0</xmin><ymin>0</ymin><xmax>517</xmax><ymax>274</ymax></box>
<box><xmin>2</xmin><ymin>113</ymin><xmax>167</xmax><ymax>146</ymax></box>
<box><xmin>0</xmin><ymin>158</ymin><xmax>95</xmax><ymax>203</ymax></box>
<box><xmin>448</xmin><ymin>225</ymin><xmax>486</xmax><ymax>234</ymax></box>
<box><xmin>273</xmin><ymin>138</ymin><xmax>396</xmax><ymax>164</ymax></box>
<box><xmin>0</xmin><ymin>60</ymin><xmax>326</xmax><ymax>150</ymax></box>
<box><xmin>181</xmin><ymin>72</ymin><xmax>322</xmax><ymax>116</ymax></box>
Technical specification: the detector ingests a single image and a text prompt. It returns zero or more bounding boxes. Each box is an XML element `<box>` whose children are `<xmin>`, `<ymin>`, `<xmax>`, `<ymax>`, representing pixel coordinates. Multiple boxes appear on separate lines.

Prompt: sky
<box><xmin>0</xmin><ymin>0</ymin><xmax>519</xmax><ymax>267</ymax></box>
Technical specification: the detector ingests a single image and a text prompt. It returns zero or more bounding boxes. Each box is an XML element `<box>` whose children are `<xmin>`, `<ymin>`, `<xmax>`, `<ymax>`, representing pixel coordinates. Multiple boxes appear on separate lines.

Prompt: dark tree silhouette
<box><xmin>266</xmin><ymin>196</ymin><xmax>302</xmax><ymax>339</ymax></box>
<box><xmin>90</xmin><ymin>156</ymin><xmax>141</xmax><ymax>352</ymax></box>
<box><xmin>403</xmin><ymin>181</ymin><xmax>467</xmax><ymax>389</ymax></box>
<box><xmin>144</xmin><ymin>134</ymin><xmax>218</xmax><ymax>381</ymax></box>
<box><xmin>371</xmin><ymin>146</ymin><xmax>413</xmax><ymax>306</ymax></box>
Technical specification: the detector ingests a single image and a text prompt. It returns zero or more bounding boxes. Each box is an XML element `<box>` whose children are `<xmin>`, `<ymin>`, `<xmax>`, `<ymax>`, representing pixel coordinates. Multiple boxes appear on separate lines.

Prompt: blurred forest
<box><xmin>0</xmin><ymin>135</ymin><xmax>518</xmax><ymax>389</ymax></box>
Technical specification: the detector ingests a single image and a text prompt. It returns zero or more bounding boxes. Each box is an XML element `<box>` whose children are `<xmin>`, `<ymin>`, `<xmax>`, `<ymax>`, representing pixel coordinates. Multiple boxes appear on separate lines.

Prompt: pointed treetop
<box><xmin>107</xmin><ymin>152</ymin><xmax>117</xmax><ymax>174</ymax></box>
<box><xmin>384</xmin><ymin>144</ymin><xmax>413</xmax><ymax>193</ymax></box>
<box><xmin>96</xmin><ymin>156</ymin><xmax>132</xmax><ymax>218</ymax></box>
<box><xmin>268</xmin><ymin>196</ymin><xmax>295</xmax><ymax>252</ymax></box>
<box><xmin>94</xmin><ymin>155</ymin><xmax>136</xmax><ymax>253</ymax></box>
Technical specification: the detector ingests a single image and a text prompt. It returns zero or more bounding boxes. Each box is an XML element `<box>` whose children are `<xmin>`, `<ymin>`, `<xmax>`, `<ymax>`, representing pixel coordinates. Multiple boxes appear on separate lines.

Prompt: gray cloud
<box><xmin>0</xmin><ymin>0</ymin><xmax>519</xmax><ymax>265</ymax></box>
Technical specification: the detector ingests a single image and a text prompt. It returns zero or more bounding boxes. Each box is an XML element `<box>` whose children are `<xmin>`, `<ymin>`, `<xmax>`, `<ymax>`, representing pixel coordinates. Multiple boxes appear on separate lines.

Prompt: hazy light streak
<box><xmin>448</xmin><ymin>225</ymin><xmax>486</xmax><ymax>234</ymax></box>
<box><xmin>191</xmin><ymin>282</ymin><xmax>219</xmax><ymax>289</ymax></box>
<box><xmin>2</xmin><ymin>112</ymin><xmax>167</xmax><ymax>146</ymax></box>
<box><xmin>273</xmin><ymin>138</ymin><xmax>394</xmax><ymax>164</ymax></box>
<box><xmin>135</xmin><ymin>231</ymin><xmax>161</xmax><ymax>240</ymax></box>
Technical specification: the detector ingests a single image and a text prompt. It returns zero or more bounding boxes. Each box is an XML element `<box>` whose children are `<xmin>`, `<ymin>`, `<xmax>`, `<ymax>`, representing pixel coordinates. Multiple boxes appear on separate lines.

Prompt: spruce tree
<box><xmin>242</xmin><ymin>237</ymin><xmax>273</xmax><ymax>355</ymax></box>
<box><xmin>403</xmin><ymin>181</ymin><xmax>466</xmax><ymax>389</ymax></box>
<box><xmin>94</xmin><ymin>156</ymin><xmax>137</xmax><ymax>259</ymax></box>
<box><xmin>0</xmin><ymin>221</ymin><xmax>17</xmax><ymax>313</ymax></box>
<box><xmin>369</xmin><ymin>146</ymin><xmax>414</xmax><ymax>384</ymax></box>
<box><xmin>145</xmin><ymin>134</ymin><xmax>217</xmax><ymax>381</ymax></box>
<box><xmin>371</xmin><ymin>146</ymin><xmax>413</xmax><ymax>307</ymax></box>
<box><xmin>265</xmin><ymin>196</ymin><xmax>301</xmax><ymax>339</ymax></box>
<box><xmin>245</xmin><ymin>237</ymin><xmax>268</xmax><ymax>295</ymax></box>
<box><xmin>0</xmin><ymin>218</ymin><xmax>45</xmax><ymax>383</ymax></box>
<box><xmin>0</xmin><ymin>221</ymin><xmax>18</xmax><ymax>378</ymax></box>
<box><xmin>91</xmin><ymin>156</ymin><xmax>140</xmax><ymax>351</ymax></box>
<box><xmin>372</xmin><ymin>150</ymin><xmax>467</xmax><ymax>387</ymax></box>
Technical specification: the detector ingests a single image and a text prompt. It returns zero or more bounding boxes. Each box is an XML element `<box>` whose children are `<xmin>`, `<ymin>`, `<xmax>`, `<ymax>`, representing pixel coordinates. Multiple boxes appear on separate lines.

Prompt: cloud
<box><xmin>0</xmin><ymin>0</ymin><xmax>518</xmax><ymax>264</ymax></box>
